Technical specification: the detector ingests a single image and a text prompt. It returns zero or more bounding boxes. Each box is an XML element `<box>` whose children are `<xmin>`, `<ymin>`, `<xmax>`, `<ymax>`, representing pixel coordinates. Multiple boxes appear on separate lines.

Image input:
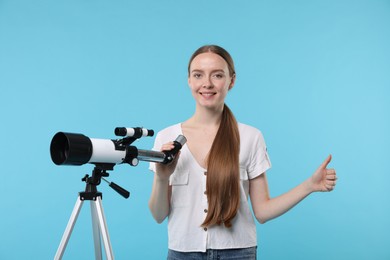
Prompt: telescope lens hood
<box><xmin>50</xmin><ymin>132</ymin><xmax>93</xmax><ymax>165</ymax></box>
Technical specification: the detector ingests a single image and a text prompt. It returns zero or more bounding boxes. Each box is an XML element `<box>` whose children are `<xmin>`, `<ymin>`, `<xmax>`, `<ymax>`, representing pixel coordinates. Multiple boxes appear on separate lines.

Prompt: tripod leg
<box><xmin>54</xmin><ymin>197</ymin><xmax>84</xmax><ymax>260</ymax></box>
<box><xmin>94</xmin><ymin>197</ymin><xmax>114</xmax><ymax>260</ymax></box>
<box><xmin>91</xmin><ymin>201</ymin><xmax>103</xmax><ymax>260</ymax></box>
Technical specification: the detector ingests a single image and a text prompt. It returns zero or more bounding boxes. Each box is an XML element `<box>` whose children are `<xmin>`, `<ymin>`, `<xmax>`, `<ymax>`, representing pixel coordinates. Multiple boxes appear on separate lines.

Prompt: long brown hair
<box><xmin>188</xmin><ymin>45</ymin><xmax>240</xmax><ymax>228</ymax></box>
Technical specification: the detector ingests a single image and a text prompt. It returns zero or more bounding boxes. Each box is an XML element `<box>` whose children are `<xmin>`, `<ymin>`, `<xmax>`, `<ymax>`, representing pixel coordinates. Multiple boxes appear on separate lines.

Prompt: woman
<box><xmin>149</xmin><ymin>45</ymin><xmax>337</xmax><ymax>260</ymax></box>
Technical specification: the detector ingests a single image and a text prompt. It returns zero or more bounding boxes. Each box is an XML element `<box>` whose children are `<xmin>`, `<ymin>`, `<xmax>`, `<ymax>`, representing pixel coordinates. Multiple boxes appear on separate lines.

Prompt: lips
<box><xmin>200</xmin><ymin>92</ymin><xmax>216</xmax><ymax>97</ymax></box>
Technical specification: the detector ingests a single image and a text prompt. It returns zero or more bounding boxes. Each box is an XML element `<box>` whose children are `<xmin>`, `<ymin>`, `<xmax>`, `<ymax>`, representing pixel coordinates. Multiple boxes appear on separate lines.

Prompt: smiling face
<box><xmin>188</xmin><ymin>52</ymin><xmax>235</xmax><ymax>111</ymax></box>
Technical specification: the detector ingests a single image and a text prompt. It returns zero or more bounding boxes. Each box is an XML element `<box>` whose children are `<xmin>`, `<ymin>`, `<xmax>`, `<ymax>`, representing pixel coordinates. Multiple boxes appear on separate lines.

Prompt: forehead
<box><xmin>190</xmin><ymin>52</ymin><xmax>229</xmax><ymax>72</ymax></box>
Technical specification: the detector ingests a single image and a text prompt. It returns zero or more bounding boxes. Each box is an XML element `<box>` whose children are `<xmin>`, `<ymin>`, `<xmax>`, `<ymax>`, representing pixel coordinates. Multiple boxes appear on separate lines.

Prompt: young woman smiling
<box><xmin>148</xmin><ymin>45</ymin><xmax>337</xmax><ymax>260</ymax></box>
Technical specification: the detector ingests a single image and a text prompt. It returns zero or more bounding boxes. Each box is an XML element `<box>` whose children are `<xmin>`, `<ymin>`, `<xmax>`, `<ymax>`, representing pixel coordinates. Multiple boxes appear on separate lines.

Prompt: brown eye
<box><xmin>213</xmin><ymin>73</ymin><xmax>224</xmax><ymax>79</ymax></box>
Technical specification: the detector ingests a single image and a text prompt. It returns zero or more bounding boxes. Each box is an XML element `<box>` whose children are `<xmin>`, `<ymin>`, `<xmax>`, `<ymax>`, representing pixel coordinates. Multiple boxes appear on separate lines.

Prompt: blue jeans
<box><xmin>167</xmin><ymin>247</ymin><xmax>257</xmax><ymax>260</ymax></box>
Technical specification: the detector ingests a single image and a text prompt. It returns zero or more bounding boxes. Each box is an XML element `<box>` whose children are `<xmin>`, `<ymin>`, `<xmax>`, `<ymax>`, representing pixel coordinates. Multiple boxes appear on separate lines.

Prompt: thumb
<box><xmin>319</xmin><ymin>154</ymin><xmax>332</xmax><ymax>169</ymax></box>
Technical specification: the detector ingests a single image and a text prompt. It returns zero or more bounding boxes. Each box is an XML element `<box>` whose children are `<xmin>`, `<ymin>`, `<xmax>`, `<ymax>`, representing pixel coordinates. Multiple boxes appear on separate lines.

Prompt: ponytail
<box><xmin>202</xmin><ymin>104</ymin><xmax>240</xmax><ymax>228</ymax></box>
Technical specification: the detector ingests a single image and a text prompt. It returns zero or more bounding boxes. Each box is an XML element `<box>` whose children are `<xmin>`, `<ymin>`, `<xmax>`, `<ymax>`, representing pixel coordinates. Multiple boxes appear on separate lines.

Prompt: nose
<box><xmin>202</xmin><ymin>76</ymin><xmax>213</xmax><ymax>89</ymax></box>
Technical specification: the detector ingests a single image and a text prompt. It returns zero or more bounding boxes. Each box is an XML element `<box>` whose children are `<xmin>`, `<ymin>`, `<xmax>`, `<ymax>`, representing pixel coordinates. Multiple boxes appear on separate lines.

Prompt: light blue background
<box><xmin>1</xmin><ymin>0</ymin><xmax>389</xmax><ymax>259</ymax></box>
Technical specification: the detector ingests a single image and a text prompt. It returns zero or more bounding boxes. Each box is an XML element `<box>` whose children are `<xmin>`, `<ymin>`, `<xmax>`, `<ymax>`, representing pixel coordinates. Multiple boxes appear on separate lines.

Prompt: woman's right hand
<box><xmin>149</xmin><ymin>142</ymin><xmax>180</xmax><ymax>223</ymax></box>
<box><xmin>155</xmin><ymin>142</ymin><xmax>181</xmax><ymax>181</ymax></box>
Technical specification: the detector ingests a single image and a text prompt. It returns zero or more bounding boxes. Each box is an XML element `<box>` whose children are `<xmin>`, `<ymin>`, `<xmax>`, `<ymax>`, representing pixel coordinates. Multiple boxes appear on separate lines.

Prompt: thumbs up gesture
<box><xmin>309</xmin><ymin>155</ymin><xmax>337</xmax><ymax>192</ymax></box>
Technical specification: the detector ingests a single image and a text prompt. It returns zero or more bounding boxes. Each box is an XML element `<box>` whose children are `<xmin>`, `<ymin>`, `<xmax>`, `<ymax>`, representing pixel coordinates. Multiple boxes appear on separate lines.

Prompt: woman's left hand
<box><xmin>309</xmin><ymin>155</ymin><xmax>337</xmax><ymax>192</ymax></box>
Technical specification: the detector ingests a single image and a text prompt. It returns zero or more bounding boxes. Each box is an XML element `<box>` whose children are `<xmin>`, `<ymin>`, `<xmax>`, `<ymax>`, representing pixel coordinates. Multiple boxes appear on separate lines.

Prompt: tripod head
<box><xmin>79</xmin><ymin>163</ymin><xmax>130</xmax><ymax>200</ymax></box>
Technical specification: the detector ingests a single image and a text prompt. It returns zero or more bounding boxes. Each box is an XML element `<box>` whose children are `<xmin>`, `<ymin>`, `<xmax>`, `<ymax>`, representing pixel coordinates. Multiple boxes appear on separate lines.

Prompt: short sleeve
<box><xmin>246</xmin><ymin>130</ymin><xmax>271</xmax><ymax>180</ymax></box>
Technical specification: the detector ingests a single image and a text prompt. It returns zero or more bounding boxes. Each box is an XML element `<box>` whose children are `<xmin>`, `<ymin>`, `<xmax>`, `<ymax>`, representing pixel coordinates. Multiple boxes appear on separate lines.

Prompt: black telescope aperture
<box><xmin>50</xmin><ymin>132</ymin><xmax>93</xmax><ymax>165</ymax></box>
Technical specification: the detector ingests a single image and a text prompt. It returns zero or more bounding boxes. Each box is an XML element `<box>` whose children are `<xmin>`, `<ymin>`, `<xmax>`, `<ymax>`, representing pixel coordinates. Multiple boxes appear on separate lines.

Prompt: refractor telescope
<box><xmin>50</xmin><ymin>127</ymin><xmax>186</xmax><ymax>167</ymax></box>
<box><xmin>51</xmin><ymin>127</ymin><xmax>185</xmax><ymax>259</ymax></box>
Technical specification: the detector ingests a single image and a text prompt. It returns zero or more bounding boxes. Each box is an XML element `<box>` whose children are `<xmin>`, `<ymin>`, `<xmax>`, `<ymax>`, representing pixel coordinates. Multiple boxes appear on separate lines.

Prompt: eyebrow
<box><xmin>190</xmin><ymin>69</ymin><xmax>226</xmax><ymax>74</ymax></box>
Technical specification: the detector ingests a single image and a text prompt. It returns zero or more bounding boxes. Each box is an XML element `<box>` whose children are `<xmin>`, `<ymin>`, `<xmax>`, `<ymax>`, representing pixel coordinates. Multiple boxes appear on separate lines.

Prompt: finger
<box><xmin>326</xmin><ymin>168</ymin><xmax>336</xmax><ymax>175</ymax></box>
<box><xmin>325</xmin><ymin>184</ymin><xmax>334</xmax><ymax>191</ymax></box>
<box><xmin>319</xmin><ymin>154</ymin><xmax>332</xmax><ymax>169</ymax></box>
<box><xmin>160</xmin><ymin>142</ymin><xmax>175</xmax><ymax>152</ymax></box>
<box><xmin>326</xmin><ymin>179</ymin><xmax>336</xmax><ymax>187</ymax></box>
<box><xmin>326</xmin><ymin>175</ymin><xmax>337</xmax><ymax>181</ymax></box>
<box><xmin>325</xmin><ymin>177</ymin><xmax>337</xmax><ymax>190</ymax></box>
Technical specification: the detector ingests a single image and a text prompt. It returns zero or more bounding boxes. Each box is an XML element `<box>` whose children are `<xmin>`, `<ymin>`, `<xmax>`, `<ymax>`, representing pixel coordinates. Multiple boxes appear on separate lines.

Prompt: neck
<box><xmin>186</xmin><ymin>104</ymin><xmax>224</xmax><ymax>129</ymax></box>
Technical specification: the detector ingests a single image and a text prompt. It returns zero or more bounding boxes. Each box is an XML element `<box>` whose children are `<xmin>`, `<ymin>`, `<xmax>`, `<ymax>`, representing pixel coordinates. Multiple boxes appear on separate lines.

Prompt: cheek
<box><xmin>188</xmin><ymin>80</ymin><xmax>201</xmax><ymax>91</ymax></box>
<box><xmin>221</xmin><ymin>81</ymin><xmax>231</xmax><ymax>92</ymax></box>
<box><xmin>188</xmin><ymin>84</ymin><xmax>199</xmax><ymax>98</ymax></box>
<box><xmin>188</xmin><ymin>83</ymin><xmax>197</xmax><ymax>92</ymax></box>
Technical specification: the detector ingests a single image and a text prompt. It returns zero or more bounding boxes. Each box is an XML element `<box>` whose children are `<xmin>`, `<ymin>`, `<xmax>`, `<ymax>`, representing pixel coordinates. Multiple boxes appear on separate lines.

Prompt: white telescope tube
<box><xmin>89</xmin><ymin>139</ymin><xmax>126</xmax><ymax>164</ymax></box>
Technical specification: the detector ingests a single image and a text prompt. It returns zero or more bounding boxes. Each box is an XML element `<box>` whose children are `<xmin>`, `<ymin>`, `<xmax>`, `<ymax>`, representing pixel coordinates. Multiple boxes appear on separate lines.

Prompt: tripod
<box><xmin>55</xmin><ymin>164</ymin><xmax>129</xmax><ymax>260</ymax></box>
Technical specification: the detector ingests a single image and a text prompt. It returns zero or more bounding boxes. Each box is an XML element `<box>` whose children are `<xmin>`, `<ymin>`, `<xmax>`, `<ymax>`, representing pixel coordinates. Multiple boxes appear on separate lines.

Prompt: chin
<box><xmin>198</xmin><ymin>102</ymin><xmax>223</xmax><ymax>111</ymax></box>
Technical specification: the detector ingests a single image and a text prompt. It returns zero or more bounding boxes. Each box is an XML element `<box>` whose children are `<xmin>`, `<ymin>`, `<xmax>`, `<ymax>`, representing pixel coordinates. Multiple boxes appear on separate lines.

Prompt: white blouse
<box><xmin>150</xmin><ymin>123</ymin><xmax>271</xmax><ymax>252</ymax></box>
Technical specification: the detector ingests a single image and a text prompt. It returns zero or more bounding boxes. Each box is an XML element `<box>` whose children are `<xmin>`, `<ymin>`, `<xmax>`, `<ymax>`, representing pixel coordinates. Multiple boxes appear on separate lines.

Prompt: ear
<box><xmin>228</xmin><ymin>74</ymin><xmax>236</xmax><ymax>90</ymax></box>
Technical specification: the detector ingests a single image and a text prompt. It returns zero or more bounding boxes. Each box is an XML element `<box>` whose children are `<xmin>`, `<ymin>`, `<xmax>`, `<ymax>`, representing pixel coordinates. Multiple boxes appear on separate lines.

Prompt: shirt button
<box><xmin>204</xmin><ymin>171</ymin><xmax>207</xmax><ymax>176</ymax></box>
<box><xmin>204</xmin><ymin>209</ymin><xmax>208</xmax><ymax>213</ymax></box>
<box><xmin>204</xmin><ymin>227</ymin><xmax>208</xmax><ymax>231</ymax></box>
<box><xmin>204</xmin><ymin>191</ymin><xmax>207</xmax><ymax>195</ymax></box>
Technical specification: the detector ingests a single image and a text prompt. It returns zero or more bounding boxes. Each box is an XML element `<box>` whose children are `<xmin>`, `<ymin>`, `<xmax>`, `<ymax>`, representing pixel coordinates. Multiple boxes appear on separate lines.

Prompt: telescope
<box><xmin>50</xmin><ymin>127</ymin><xmax>186</xmax><ymax>167</ymax></box>
<box><xmin>51</xmin><ymin>127</ymin><xmax>186</xmax><ymax>260</ymax></box>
